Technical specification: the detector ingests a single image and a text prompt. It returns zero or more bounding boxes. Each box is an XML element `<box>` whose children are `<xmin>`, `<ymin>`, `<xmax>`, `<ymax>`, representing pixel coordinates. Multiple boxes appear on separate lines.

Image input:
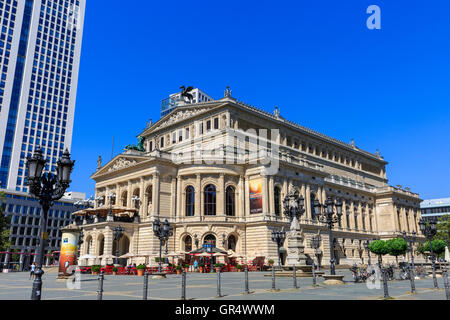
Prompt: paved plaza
<box><xmin>0</xmin><ymin>268</ymin><xmax>448</xmax><ymax>300</ymax></box>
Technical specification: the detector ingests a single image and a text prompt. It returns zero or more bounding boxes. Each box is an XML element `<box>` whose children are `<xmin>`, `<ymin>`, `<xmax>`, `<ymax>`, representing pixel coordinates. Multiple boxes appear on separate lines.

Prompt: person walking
<box><xmin>194</xmin><ymin>260</ymin><xmax>199</xmax><ymax>272</ymax></box>
<box><xmin>29</xmin><ymin>262</ymin><xmax>36</xmax><ymax>280</ymax></box>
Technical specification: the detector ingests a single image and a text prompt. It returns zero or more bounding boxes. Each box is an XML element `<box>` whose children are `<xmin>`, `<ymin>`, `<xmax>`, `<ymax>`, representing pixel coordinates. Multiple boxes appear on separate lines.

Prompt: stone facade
<box><xmin>79</xmin><ymin>94</ymin><xmax>423</xmax><ymax>266</ymax></box>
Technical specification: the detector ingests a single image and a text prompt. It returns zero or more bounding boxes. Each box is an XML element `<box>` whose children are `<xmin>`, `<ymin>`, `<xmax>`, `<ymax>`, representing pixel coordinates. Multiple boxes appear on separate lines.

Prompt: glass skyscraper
<box><xmin>0</xmin><ymin>0</ymin><xmax>85</xmax><ymax>191</ymax></box>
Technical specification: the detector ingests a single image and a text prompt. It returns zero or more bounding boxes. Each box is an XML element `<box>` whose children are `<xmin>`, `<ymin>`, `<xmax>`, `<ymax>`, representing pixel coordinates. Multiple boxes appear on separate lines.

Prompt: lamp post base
<box><xmin>322</xmin><ymin>274</ymin><xmax>345</xmax><ymax>285</ymax></box>
<box><xmin>152</xmin><ymin>273</ymin><xmax>167</xmax><ymax>279</ymax></box>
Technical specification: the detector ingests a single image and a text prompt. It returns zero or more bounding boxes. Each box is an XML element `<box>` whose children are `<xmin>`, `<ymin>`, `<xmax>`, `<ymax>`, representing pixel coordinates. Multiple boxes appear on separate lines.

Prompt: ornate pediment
<box><xmin>107</xmin><ymin>158</ymin><xmax>138</xmax><ymax>173</ymax></box>
<box><xmin>155</xmin><ymin>107</ymin><xmax>210</xmax><ymax>130</ymax></box>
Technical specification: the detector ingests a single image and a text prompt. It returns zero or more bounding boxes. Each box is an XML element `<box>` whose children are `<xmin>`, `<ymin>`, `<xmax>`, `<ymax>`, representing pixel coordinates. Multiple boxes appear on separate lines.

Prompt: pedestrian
<box><xmin>194</xmin><ymin>260</ymin><xmax>199</xmax><ymax>272</ymax></box>
<box><xmin>30</xmin><ymin>262</ymin><xmax>36</xmax><ymax>280</ymax></box>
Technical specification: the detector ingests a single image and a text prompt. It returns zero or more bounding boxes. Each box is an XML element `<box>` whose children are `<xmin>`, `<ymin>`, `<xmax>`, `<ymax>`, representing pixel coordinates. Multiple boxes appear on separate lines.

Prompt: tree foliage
<box><xmin>425</xmin><ymin>240</ymin><xmax>447</xmax><ymax>256</ymax></box>
<box><xmin>435</xmin><ymin>214</ymin><xmax>450</xmax><ymax>242</ymax></box>
<box><xmin>368</xmin><ymin>240</ymin><xmax>389</xmax><ymax>256</ymax></box>
<box><xmin>386</xmin><ymin>238</ymin><xmax>408</xmax><ymax>257</ymax></box>
<box><xmin>0</xmin><ymin>192</ymin><xmax>11</xmax><ymax>251</ymax></box>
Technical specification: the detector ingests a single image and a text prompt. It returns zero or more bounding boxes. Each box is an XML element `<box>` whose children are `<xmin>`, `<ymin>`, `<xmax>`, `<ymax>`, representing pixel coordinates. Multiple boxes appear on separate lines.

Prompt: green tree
<box><xmin>435</xmin><ymin>214</ymin><xmax>450</xmax><ymax>242</ymax></box>
<box><xmin>424</xmin><ymin>240</ymin><xmax>446</xmax><ymax>258</ymax></box>
<box><xmin>0</xmin><ymin>191</ymin><xmax>11</xmax><ymax>251</ymax></box>
<box><xmin>386</xmin><ymin>238</ymin><xmax>408</xmax><ymax>265</ymax></box>
<box><xmin>369</xmin><ymin>240</ymin><xmax>389</xmax><ymax>265</ymax></box>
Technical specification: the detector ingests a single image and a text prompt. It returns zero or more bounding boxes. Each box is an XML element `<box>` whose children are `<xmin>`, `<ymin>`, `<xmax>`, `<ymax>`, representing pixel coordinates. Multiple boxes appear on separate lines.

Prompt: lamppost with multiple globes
<box><xmin>106</xmin><ymin>192</ymin><xmax>116</xmax><ymax>221</ymax></box>
<box><xmin>402</xmin><ymin>231</ymin><xmax>417</xmax><ymax>293</ymax></box>
<box><xmin>26</xmin><ymin>147</ymin><xmax>75</xmax><ymax>300</ymax></box>
<box><xmin>113</xmin><ymin>225</ymin><xmax>124</xmax><ymax>265</ymax></box>
<box><xmin>419</xmin><ymin>218</ymin><xmax>438</xmax><ymax>289</ymax></box>
<box><xmin>271</xmin><ymin>229</ymin><xmax>286</xmax><ymax>270</ymax></box>
<box><xmin>313</xmin><ymin>197</ymin><xmax>343</xmax><ymax>276</ymax></box>
<box><xmin>153</xmin><ymin>218</ymin><xmax>173</xmax><ymax>273</ymax></box>
<box><xmin>311</xmin><ymin>235</ymin><xmax>322</xmax><ymax>270</ymax></box>
<box><xmin>363</xmin><ymin>240</ymin><xmax>371</xmax><ymax>266</ymax></box>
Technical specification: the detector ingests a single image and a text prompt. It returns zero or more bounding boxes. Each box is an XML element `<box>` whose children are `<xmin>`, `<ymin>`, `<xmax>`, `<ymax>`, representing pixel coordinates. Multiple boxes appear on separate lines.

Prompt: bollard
<box><xmin>244</xmin><ymin>265</ymin><xmax>250</xmax><ymax>294</ymax></box>
<box><xmin>217</xmin><ymin>268</ymin><xmax>222</xmax><ymax>297</ymax></box>
<box><xmin>312</xmin><ymin>261</ymin><xmax>317</xmax><ymax>286</ymax></box>
<box><xmin>143</xmin><ymin>269</ymin><xmax>149</xmax><ymax>300</ymax></box>
<box><xmin>381</xmin><ymin>265</ymin><xmax>390</xmax><ymax>299</ymax></box>
<box><xmin>442</xmin><ymin>264</ymin><xmax>450</xmax><ymax>300</ymax></box>
<box><xmin>408</xmin><ymin>264</ymin><xmax>416</xmax><ymax>294</ymax></box>
<box><xmin>181</xmin><ymin>269</ymin><xmax>186</xmax><ymax>300</ymax></box>
<box><xmin>271</xmin><ymin>264</ymin><xmax>276</xmax><ymax>291</ymax></box>
<box><xmin>293</xmin><ymin>265</ymin><xmax>298</xmax><ymax>289</ymax></box>
<box><xmin>97</xmin><ymin>271</ymin><xmax>104</xmax><ymax>300</ymax></box>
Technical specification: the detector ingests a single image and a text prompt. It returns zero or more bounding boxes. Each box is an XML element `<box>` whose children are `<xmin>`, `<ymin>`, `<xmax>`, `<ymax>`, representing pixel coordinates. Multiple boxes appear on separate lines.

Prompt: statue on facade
<box><xmin>180</xmin><ymin>86</ymin><xmax>194</xmax><ymax>103</ymax></box>
<box><xmin>97</xmin><ymin>156</ymin><xmax>102</xmax><ymax>169</ymax></box>
<box><xmin>124</xmin><ymin>137</ymin><xmax>146</xmax><ymax>152</ymax></box>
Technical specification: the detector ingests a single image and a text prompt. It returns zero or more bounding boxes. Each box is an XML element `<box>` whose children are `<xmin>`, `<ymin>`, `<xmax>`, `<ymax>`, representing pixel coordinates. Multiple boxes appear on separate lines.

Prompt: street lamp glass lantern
<box><xmin>335</xmin><ymin>198</ymin><xmax>343</xmax><ymax>215</ymax></box>
<box><xmin>162</xmin><ymin>219</ymin><xmax>169</xmax><ymax>233</ymax></box>
<box><xmin>298</xmin><ymin>195</ymin><xmax>305</xmax><ymax>208</ymax></box>
<box><xmin>56</xmin><ymin>150</ymin><xmax>75</xmax><ymax>183</ymax></box>
<box><xmin>26</xmin><ymin>147</ymin><xmax>46</xmax><ymax>180</ymax></box>
<box><xmin>418</xmin><ymin>219</ymin><xmax>426</xmax><ymax>234</ymax></box>
<box><xmin>325</xmin><ymin>197</ymin><xmax>333</xmax><ymax>214</ymax></box>
<box><xmin>153</xmin><ymin>219</ymin><xmax>160</xmax><ymax>233</ymax></box>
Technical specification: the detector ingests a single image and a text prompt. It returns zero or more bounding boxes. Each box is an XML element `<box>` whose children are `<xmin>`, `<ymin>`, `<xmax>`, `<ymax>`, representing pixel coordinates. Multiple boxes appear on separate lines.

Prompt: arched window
<box><xmin>225</xmin><ymin>186</ymin><xmax>235</xmax><ymax>216</ymax></box>
<box><xmin>184</xmin><ymin>235</ymin><xmax>192</xmax><ymax>252</ymax></box>
<box><xmin>274</xmin><ymin>186</ymin><xmax>281</xmax><ymax>216</ymax></box>
<box><xmin>185</xmin><ymin>186</ymin><xmax>195</xmax><ymax>216</ymax></box>
<box><xmin>121</xmin><ymin>191</ymin><xmax>127</xmax><ymax>207</ymax></box>
<box><xmin>204</xmin><ymin>184</ymin><xmax>216</xmax><ymax>216</ymax></box>
<box><xmin>204</xmin><ymin>234</ymin><xmax>216</xmax><ymax>246</ymax></box>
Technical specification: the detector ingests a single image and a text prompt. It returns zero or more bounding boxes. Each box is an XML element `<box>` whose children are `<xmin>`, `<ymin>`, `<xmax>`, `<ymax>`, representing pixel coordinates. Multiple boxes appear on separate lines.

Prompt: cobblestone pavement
<box><xmin>0</xmin><ymin>269</ymin><xmax>447</xmax><ymax>300</ymax></box>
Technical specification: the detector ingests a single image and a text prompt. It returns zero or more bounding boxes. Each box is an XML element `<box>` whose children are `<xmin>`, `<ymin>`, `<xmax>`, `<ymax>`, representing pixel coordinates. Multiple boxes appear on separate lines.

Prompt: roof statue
<box><xmin>124</xmin><ymin>136</ymin><xmax>145</xmax><ymax>152</ymax></box>
<box><xmin>180</xmin><ymin>85</ymin><xmax>194</xmax><ymax>103</ymax></box>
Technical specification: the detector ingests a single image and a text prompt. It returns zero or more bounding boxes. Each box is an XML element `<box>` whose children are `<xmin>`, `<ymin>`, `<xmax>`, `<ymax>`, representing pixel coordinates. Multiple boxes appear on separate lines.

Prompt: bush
<box><xmin>236</xmin><ymin>264</ymin><xmax>242</xmax><ymax>269</ymax></box>
<box><xmin>368</xmin><ymin>240</ymin><xmax>389</xmax><ymax>256</ymax></box>
<box><xmin>155</xmin><ymin>257</ymin><xmax>160</xmax><ymax>262</ymax></box>
<box><xmin>136</xmin><ymin>264</ymin><xmax>145</xmax><ymax>270</ymax></box>
<box><xmin>215</xmin><ymin>263</ymin><xmax>222</xmax><ymax>268</ymax></box>
<box><xmin>268</xmin><ymin>259</ymin><xmax>275</xmax><ymax>265</ymax></box>
<box><xmin>91</xmin><ymin>265</ymin><xmax>101</xmax><ymax>273</ymax></box>
<box><xmin>176</xmin><ymin>265</ymin><xmax>182</xmax><ymax>270</ymax></box>
<box><xmin>112</xmin><ymin>267</ymin><xmax>118</xmax><ymax>272</ymax></box>
<box><xmin>199</xmin><ymin>263</ymin><xmax>205</xmax><ymax>267</ymax></box>
<box><xmin>184</xmin><ymin>264</ymin><xmax>189</xmax><ymax>268</ymax></box>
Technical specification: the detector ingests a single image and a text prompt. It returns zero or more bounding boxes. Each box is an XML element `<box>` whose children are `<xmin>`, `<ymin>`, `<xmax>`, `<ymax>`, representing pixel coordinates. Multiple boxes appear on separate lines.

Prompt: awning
<box><xmin>188</xmin><ymin>247</ymin><xmax>227</xmax><ymax>255</ymax></box>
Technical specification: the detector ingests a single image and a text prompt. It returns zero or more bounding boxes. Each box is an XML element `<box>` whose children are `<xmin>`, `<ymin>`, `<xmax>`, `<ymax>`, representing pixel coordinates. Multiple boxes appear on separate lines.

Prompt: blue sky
<box><xmin>70</xmin><ymin>0</ymin><xmax>450</xmax><ymax>199</ymax></box>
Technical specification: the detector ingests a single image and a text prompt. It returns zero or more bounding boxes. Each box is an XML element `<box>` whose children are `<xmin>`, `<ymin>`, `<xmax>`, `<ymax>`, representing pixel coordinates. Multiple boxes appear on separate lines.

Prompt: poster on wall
<box><xmin>58</xmin><ymin>231</ymin><xmax>79</xmax><ymax>277</ymax></box>
<box><xmin>249</xmin><ymin>179</ymin><xmax>263</xmax><ymax>214</ymax></box>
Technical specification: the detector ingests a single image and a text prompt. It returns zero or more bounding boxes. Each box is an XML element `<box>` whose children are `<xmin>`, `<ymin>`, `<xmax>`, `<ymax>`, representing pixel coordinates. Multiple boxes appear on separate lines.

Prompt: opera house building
<box><xmin>74</xmin><ymin>89</ymin><xmax>422</xmax><ymax>267</ymax></box>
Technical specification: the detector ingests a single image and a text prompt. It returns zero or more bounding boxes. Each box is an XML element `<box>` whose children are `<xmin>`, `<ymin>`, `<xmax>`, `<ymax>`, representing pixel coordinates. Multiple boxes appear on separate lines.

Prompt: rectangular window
<box><xmin>214</xmin><ymin>117</ymin><xmax>219</xmax><ymax>129</ymax></box>
<box><xmin>185</xmin><ymin>128</ymin><xmax>189</xmax><ymax>139</ymax></box>
<box><xmin>206</xmin><ymin>120</ymin><xmax>211</xmax><ymax>132</ymax></box>
<box><xmin>178</xmin><ymin>130</ymin><xmax>183</xmax><ymax>142</ymax></box>
<box><xmin>160</xmin><ymin>137</ymin><xmax>164</xmax><ymax>148</ymax></box>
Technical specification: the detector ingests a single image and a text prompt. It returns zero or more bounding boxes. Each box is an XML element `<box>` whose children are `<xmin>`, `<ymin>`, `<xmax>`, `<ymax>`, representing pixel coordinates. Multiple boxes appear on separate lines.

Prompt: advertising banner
<box><xmin>249</xmin><ymin>179</ymin><xmax>263</xmax><ymax>214</ymax></box>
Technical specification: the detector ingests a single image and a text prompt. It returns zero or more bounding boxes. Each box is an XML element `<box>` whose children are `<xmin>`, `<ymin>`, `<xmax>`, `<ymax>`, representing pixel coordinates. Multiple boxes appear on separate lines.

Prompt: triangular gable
<box><xmin>91</xmin><ymin>154</ymin><xmax>148</xmax><ymax>178</ymax></box>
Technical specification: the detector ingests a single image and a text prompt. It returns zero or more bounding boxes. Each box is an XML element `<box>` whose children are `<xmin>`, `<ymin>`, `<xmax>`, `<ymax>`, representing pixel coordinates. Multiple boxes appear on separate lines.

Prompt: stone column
<box><xmin>262</xmin><ymin>174</ymin><xmax>269</xmax><ymax>216</ymax></box>
<box><xmin>217</xmin><ymin>173</ymin><xmax>225</xmax><ymax>216</ymax></box>
<box><xmin>152</xmin><ymin>173</ymin><xmax>160</xmax><ymax>216</ymax></box>
<box><xmin>269</xmin><ymin>176</ymin><xmax>275</xmax><ymax>217</ymax></box>
<box><xmin>127</xmin><ymin>181</ymin><xmax>132</xmax><ymax>208</ymax></box>
<box><xmin>349</xmin><ymin>201</ymin><xmax>355</xmax><ymax>230</ymax></box>
<box><xmin>139</xmin><ymin>178</ymin><xmax>145</xmax><ymax>216</ymax></box>
<box><xmin>177</xmin><ymin>175</ymin><xmax>182</xmax><ymax>218</ymax></box>
<box><xmin>300</xmin><ymin>183</ymin><xmax>306</xmax><ymax>221</ymax></box>
<box><xmin>171</xmin><ymin>176</ymin><xmax>177</xmax><ymax>218</ymax></box>
<box><xmin>195</xmin><ymin>174</ymin><xmax>201</xmax><ymax>218</ymax></box>
<box><xmin>115</xmin><ymin>184</ymin><xmax>120</xmax><ymax>206</ymax></box>
<box><xmin>244</xmin><ymin>176</ymin><xmax>250</xmax><ymax>217</ymax></box>
<box><xmin>357</xmin><ymin>202</ymin><xmax>363</xmax><ymax>231</ymax></box>
<box><xmin>305</xmin><ymin>184</ymin><xmax>312</xmax><ymax>220</ymax></box>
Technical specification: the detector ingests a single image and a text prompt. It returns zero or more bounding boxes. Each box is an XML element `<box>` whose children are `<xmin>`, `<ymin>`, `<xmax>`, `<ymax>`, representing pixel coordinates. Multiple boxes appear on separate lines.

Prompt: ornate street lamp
<box><xmin>282</xmin><ymin>187</ymin><xmax>307</xmax><ymax>267</ymax></box>
<box><xmin>78</xmin><ymin>229</ymin><xmax>84</xmax><ymax>259</ymax></box>
<box><xmin>107</xmin><ymin>192</ymin><xmax>116</xmax><ymax>221</ymax></box>
<box><xmin>363</xmin><ymin>240</ymin><xmax>371</xmax><ymax>266</ymax></box>
<box><xmin>402</xmin><ymin>231</ymin><xmax>417</xmax><ymax>293</ymax></box>
<box><xmin>153</xmin><ymin>218</ymin><xmax>173</xmax><ymax>273</ymax></box>
<box><xmin>271</xmin><ymin>229</ymin><xmax>286</xmax><ymax>270</ymax></box>
<box><xmin>113</xmin><ymin>225</ymin><xmax>124</xmax><ymax>265</ymax></box>
<box><xmin>419</xmin><ymin>218</ymin><xmax>438</xmax><ymax>289</ymax></box>
<box><xmin>311</xmin><ymin>235</ymin><xmax>322</xmax><ymax>270</ymax></box>
<box><xmin>26</xmin><ymin>147</ymin><xmax>74</xmax><ymax>300</ymax></box>
<box><xmin>313</xmin><ymin>197</ymin><xmax>343</xmax><ymax>275</ymax></box>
